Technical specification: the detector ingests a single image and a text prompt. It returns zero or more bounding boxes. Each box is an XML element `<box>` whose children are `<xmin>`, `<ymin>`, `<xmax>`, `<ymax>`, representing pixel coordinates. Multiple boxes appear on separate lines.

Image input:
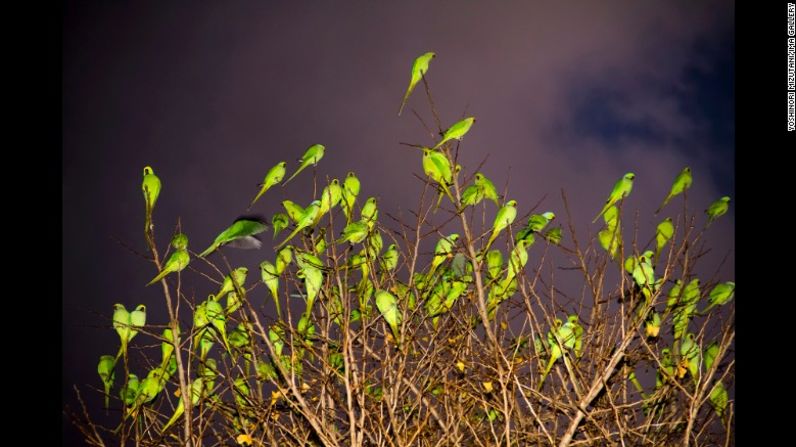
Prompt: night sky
<box><xmin>63</xmin><ymin>1</ymin><xmax>734</xmax><ymax>443</ymax></box>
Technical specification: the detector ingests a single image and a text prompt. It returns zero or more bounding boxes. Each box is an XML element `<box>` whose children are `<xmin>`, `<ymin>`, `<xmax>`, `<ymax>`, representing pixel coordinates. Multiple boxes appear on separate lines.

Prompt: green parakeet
<box><xmin>656</xmin><ymin>348</ymin><xmax>675</xmax><ymax>389</ymax></box>
<box><xmin>656</xmin><ymin>167</ymin><xmax>692</xmax><ymax>214</ymax></box>
<box><xmin>248</xmin><ymin>161</ymin><xmax>287</xmax><ymax>210</ymax></box>
<box><xmin>420</xmin><ymin>147</ymin><xmax>454</xmax><ymax>204</ymax></box>
<box><xmin>171</xmin><ymin>232</ymin><xmax>188</xmax><ymax>250</ymax></box>
<box><xmin>205</xmin><ymin>299</ymin><xmax>230</xmax><ymax>352</ymax></box>
<box><xmin>161</xmin><ymin>377</ymin><xmax>204</xmax><ymax>433</ymax></box>
<box><xmin>475</xmin><ymin>172</ymin><xmax>500</xmax><ymax>205</ymax></box>
<box><xmin>126</xmin><ymin>304</ymin><xmax>146</xmax><ymax>347</ymax></box>
<box><xmin>147</xmin><ymin>248</ymin><xmax>190</xmax><ymax>286</ymax></box>
<box><xmin>97</xmin><ymin>355</ymin><xmax>116</xmax><ymax>408</ymax></box>
<box><xmin>297</xmin><ymin>251</ymin><xmax>324</xmax><ymax>314</ymax></box>
<box><xmin>702</xmin><ymin>281</ymin><xmax>735</xmax><ymax>314</ymax></box>
<box><xmin>705</xmin><ymin>196</ymin><xmax>731</xmax><ymax>224</ymax></box>
<box><xmin>516</xmin><ymin>212</ymin><xmax>555</xmax><ymax>244</ymax></box>
<box><xmin>271</xmin><ymin>213</ymin><xmax>289</xmax><ymax>239</ymax></box>
<box><xmin>341</xmin><ymin>171</ymin><xmax>361</xmax><ymax>222</ymax></box>
<box><xmin>283</xmin><ymin>144</ymin><xmax>325</xmax><ymax>185</ymax></box>
<box><xmin>538</xmin><ymin>319</ymin><xmax>564</xmax><ymax>390</ymax></box>
<box><xmin>709</xmin><ymin>381</ymin><xmax>729</xmax><ymax>418</ymax></box>
<box><xmin>507</xmin><ymin>239</ymin><xmax>529</xmax><ymax>279</ymax></box>
<box><xmin>318</xmin><ymin>178</ymin><xmax>343</xmax><ymax>219</ymax></box>
<box><xmin>631</xmin><ymin>254</ymin><xmax>655</xmax><ymax>290</ymax></box>
<box><xmin>216</xmin><ymin>267</ymin><xmax>249</xmax><ymax>300</ymax></box>
<box><xmin>679</xmin><ymin>333</ymin><xmax>701</xmax><ymax>380</ymax></box>
<box><xmin>160</xmin><ymin>327</ymin><xmax>179</xmax><ymax>372</ymax></box>
<box><xmin>375</xmin><ymin>289</ymin><xmax>401</xmax><ymax>344</ymax></box>
<box><xmin>703</xmin><ymin>341</ymin><xmax>720</xmax><ymax>371</ymax></box>
<box><xmin>434</xmin><ymin>117</ymin><xmax>476</xmax><ymax>149</ymax></box>
<box><xmin>398</xmin><ymin>51</ymin><xmax>435</xmax><ymax>116</ymax></box>
<box><xmin>276</xmin><ymin>200</ymin><xmax>321</xmax><ymax>249</ymax></box>
<box><xmin>142</xmin><ymin>166</ymin><xmax>161</xmax><ymax>227</ymax></box>
<box><xmin>360</xmin><ymin>196</ymin><xmax>378</xmax><ymax>229</ymax></box>
<box><xmin>593</xmin><ymin>172</ymin><xmax>635</xmax><ymax>223</ymax></box>
<box><xmin>269</xmin><ymin>325</ymin><xmax>285</xmax><ymax>357</ymax></box>
<box><xmin>282</xmin><ymin>200</ymin><xmax>306</xmax><ymax>223</ymax></box>
<box><xmin>430</xmin><ymin>233</ymin><xmax>459</xmax><ymax>274</ymax></box>
<box><xmin>112</xmin><ymin>304</ymin><xmax>131</xmax><ymax>360</ymax></box>
<box><xmin>120</xmin><ymin>373</ymin><xmax>140</xmax><ymax>406</ymax></box>
<box><xmin>564</xmin><ymin>314</ymin><xmax>584</xmax><ymax>358</ymax></box>
<box><xmin>484</xmin><ymin>199</ymin><xmax>518</xmax><ymax>252</ymax></box>
<box><xmin>673</xmin><ymin>279</ymin><xmax>700</xmax><ymax>340</ymax></box>
<box><xmin>655</xmin><ymin>217</ymin><xmax>674</xmax><ymax>262</ymax></box>
<box><xmin>128</xmin><ymin>368</ymin><xmax>166</xmax><ymax>418</ymax></box>
<box><xmin>260</xmin><ymin>260</ymin><xmax>281</xmax><ymax>318</ymax></box>
<box><xmin>486</xmin><ymin>249</ymin><xmax>504</xmax><ymax>282</ymax></box>
<box><xmin>199</xmin><ymin>217</ymin><xmax>269</xmax><ymax>257</ymax></box>
<box><xmin>380</xmin><ymin>243</ymin><xmax>399</xmax><ymax>272</ymax></box>
<box><xmin>545</xmin><ymin>227</ymin><xmax>563</xmax><ymax>245</ymax></box>
<box><xmin>275</xmin><ymin>245</ymin><xmax>293</xmax><ymax>275</ymax></box>
<box><xmin>598</xmin><ymin>224</ymin><xmax>621</xmax><ymax>259</ymax></box>
<box><xmin>337</xmin><ymin>221</ymin><xmax>369</xmax><ymax>245</ymax></box>
<box><xmin>603</xmin><ymin>205</ymin><xmax>620</xmax><ymax>227</ymax></box>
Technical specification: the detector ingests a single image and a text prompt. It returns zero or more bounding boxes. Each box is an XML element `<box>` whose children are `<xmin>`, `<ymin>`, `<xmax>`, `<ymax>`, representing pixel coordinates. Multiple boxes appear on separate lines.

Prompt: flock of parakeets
<box><xmin>97</xmin><ymin>53</ymin><xmax>734</xmax><ymax>435</ymax></box>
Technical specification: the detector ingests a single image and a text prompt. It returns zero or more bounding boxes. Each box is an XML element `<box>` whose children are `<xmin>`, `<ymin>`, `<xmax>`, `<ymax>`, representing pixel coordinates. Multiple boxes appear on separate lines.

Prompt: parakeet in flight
<box><xmin>593</xmin><ymin>172</ymin><xmax>635</xmax><ymax>223</ymax></box>
<box><xmin>398</xmin><ymin>51</ymin><xmax>435</xmax><ymax>116</ymax></box>
<box><xmin>656</xmin><ymin>167</ymin><xmax>692</xmax><ymax>214</ymax></box>
<box><xmin>283</xmin><ymin>144</ymin><xmax>325</xmax><ymax>185</ymax></box>
<box><xmin>484</xmin><ymin>199</ymin><xmax>518</xmax><ymax>252</ymax></box>
<box><xmin>199</xmin><ymin>217</ymin><xmax>269</xmax><ymax>257</ymax></box>
<box><xmin>706</xmin><ymin>196</ymin><xmax>731</xmax><ymax>224</ymax></box>
<box><xmin>248</xmin><ymin>161</ymin><xmax>287</xmax><ymax>210</ymax></box>
<box><xmin>434</xmin><ymin>117</ymin><xmax>476</xmax><ymax>149</ymax></box>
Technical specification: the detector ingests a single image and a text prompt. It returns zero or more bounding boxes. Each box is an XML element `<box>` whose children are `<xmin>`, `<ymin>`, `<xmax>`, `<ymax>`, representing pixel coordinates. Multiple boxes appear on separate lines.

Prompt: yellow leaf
<box><xmin>482</xmin><ymin>381</ymin><xmax>493</xmax><ymax>393</ymax></box>
<box><xmin>456</xmin><ymin>361</ymin><xmax>465</xmax><ymax>373</ymax></box>
<box><xmin>236</xmin><ymin>433</ymin><xmax>253</xmax><ymax>446</ymax></box>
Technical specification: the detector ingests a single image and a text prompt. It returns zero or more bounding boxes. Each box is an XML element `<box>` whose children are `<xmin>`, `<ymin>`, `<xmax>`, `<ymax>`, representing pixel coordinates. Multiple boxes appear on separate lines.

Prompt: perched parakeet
<box><xmin>375</xmin><ymin>290</ymin><xmax>401</xmax><ymax>344</ymax></box>
<box><xmin>516</xmin><ymin>212</ymin><xmax>555</xmax><ymax>244</ymax></box>
<box><xmin>679</xmin><ymin>333</ymin><xmax>701</xmax><ymax>380</ymax></box>
<box><xmin>430</xmin><ymin>233</ymin><xmax>459</xmax><ymax>274</ymax></box>
<box><xmin>282</xmin><ymin>200</ymin><xmax>306</xmax><ymax>223</ymax></box>
<box><xmin>380</xmin><ymin>243</ymin><xmax>399</xmax><ymax>272</ymax></box>
<box><xmin>112</xmin><ymin>304</ymin><xmax>132</xmax><ymax>360</ymax></box>
<box><xmin>147</xmin><ymin>247</ymin><xmax>190</xmax><ymax>286</ymax></box>
<box><xmin>709</xmin><ymin>381</ymin><xmax>729</xmax><ymax>418</ymax></box>
<box><xmin>598</xmin><ymin>225</ymin><xmax>621</xmax><ymax>259</ymax></box>
<box><xmin>398</xmin><ymin>51</ymin><xmax>435</xmax><ymax>116</ymax></box>
<box><xmin>275</xmin><ymin>245</ymin><xmax>293</xmax><ymax>274</ymax></box>
<box><xmin>297</xmin><ymin>251</ymin><xmax>324</xmax><ymax>314</ymax></box>
<box><xmin>538</xmin><ymin>319</ymin><xmax>564</xmax><ymax>390</ymax></box>
<box><xmin>171</xmin><ymin>232</ymin><xmax>188</xmax><ymax>250</ymax></box>
<box><xmin>142</xmin><ymin>166</ymin><xmax>161</xmax><ymax>227</ymax></box>
<box><xmin>199</xmin><ymin>217</ymin><xmax>269</xmax><ymax>257</ymax></box>
<box><xmin>545</xmin><ymin>227</ymin><xmax>563</xmax><ymax>245</ymax></box>
<box><xmin>703</xmin><ymin>342</ymin><xmax>720</xmax><ymax>371</ymax></box>
<box><xmin>655</xmin><ymin>217</ymin><xmax>674</xmax><ymax>262</ymax></box>
<box><xmin>98</xmin><ymin>355</ymin><xmax>116</xmax><ymax>408</ymax></box>
<box><xmin>705</xmin><ymin>196</ymin><xmax>731</xmax><ymax>224</ymax></box>
<box><xmin>656</xmin><ymin>167</ymin><xmax>692</xmax><ymax>214</ymax></box>
<box><xmin>507</xmin><ymin>239</ymin><xmax>529</xmax><ymax>280</ymax></box>
<box><xmin>460</xmin><ymin>184</ymin><xmax>481</xmax><ymax>208</ymax></box>
<box><xmin>283</xmin><ymin>144</ymin><xmax>325</xmax><ymax>185</ymax></box>
<box><xmin>420</xmin><ymin>147</ymin><xmax>454</xmax><ymax>204</ymax></box>
<box><xmin>360</xmin><ymin>197</ymin><xmax>378</xmax><ymax>229</ymax></box>
<box><xmin>474</xmin><ymin>172</ymin><xmax>500</xmax><ymax>205</ymax></box>
<box><xmin>205</xmin><ymin>299</ymin><xmax>230</xmax><ymax>351</ymax></box>
<box><xmin>702</xmin><ymin>281</ymin><xmax>735</xmax><ymax>314</ymax></box>
<box><xmin>486</xmin><ymin>249</ymin><xmax>504</xmax><ymax>282</ymax></box>
<box><xmin>271</xmin><ymin>213</ymin><xmax>289</xmax><ymax>239</ymax></box>
<box><xmin>564</xmin><ymin>314</ymin><xmax>584</xmax><ymax>358</ymax></box>
<box><xmin>484</xmin><ymin>200</ymin><xmax>518</xmax><ymax>252</ymax></box>
<box><xmin>130</xmin><ymin>304</ymin><xmax>146</xmax><ymax>336</ymax></box>
<box><xmin>161</xmin><ymin>377</ymin><xmax>204</xmax><ymax>433</ymax></box>
<box><xmin>337</xmin><ymin>221</ymin><xmax>369</xmax><ymax>245</ymax></box>
<box><xmin>119</xmin><ymin>373</ymin><xmax>140</xmax><ymax>406</ymax></box>
<box><xmin>593</xmin><ymin>172</ymin><xmax>635</xmax><ymax>223</ymax></box>
<box><xmin>160</xmin><ymin>327</ymin><xmax>179</xmax><ymax>372</ymax></box>
<box><xmin>248</xmin><ymin>161</ymin><xmax>287</xmax><ymax>210</ymax></box>
<box><xmin>433</xmin><ymin>117</ymin><xmax>476</xmax><ymax>149</ymax></box>
<box><xmin>318</xmin><ymin>178</ymin><xmax>343</xmax><ymax>219</ymax></box>
<box><xmin>216</xmin><ymin>267</ymin><xmax>249</xmax><ymax>300</ymax></box>
<box><xmin>276</xmin><ymin>200</ymin><xmax>321</xmax><ymax>249</ymax></box>
<box><xmin>341</xmin><ymin>171</ymin><xmax>361</xmax><ymax>222</ymax></box>
<box><xmin>260</xmin><ymin>261</ymin><xmax>280</xmax><ymax>317</ymax></box>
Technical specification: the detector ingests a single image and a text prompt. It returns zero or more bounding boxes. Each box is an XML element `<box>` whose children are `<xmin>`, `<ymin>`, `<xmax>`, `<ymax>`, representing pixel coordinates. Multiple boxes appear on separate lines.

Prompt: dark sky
<box><xmin>63</xmin><ymin>1</ymin><xmax>734</xmax><ymax>442</ymax></box>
